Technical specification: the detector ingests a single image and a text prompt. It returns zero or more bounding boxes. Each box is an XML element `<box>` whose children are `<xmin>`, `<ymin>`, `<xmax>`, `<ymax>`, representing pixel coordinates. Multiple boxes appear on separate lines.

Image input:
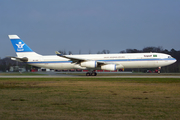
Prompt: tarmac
<box><xmin>0</xmin><ymin>76</ymin><xmax>180</xmax><ymax>78</ymax></box>
<box><xmin>0</xmin><ymin>71</ymin><xmax>180</xmax><ymax>78</ymax></box>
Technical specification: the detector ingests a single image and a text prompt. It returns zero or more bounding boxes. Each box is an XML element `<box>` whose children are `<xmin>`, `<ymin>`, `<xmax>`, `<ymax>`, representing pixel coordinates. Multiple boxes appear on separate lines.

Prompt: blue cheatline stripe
<box><xmin>27</xmin><ymin>58</ymin><xmax>176</xmax><ymax>64</ymax></box>
<box><xmin>98</xmin><ymin>58</ymin><xmax>176</xmax><ymax>62</ymax></box>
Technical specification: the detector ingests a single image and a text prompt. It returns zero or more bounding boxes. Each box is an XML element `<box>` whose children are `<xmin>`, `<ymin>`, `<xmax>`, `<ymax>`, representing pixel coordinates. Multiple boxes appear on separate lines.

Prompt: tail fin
<box><xmin>9</xmin><ymin>35</ymin><xmax>41</xmax><ymax>57</ymax></box>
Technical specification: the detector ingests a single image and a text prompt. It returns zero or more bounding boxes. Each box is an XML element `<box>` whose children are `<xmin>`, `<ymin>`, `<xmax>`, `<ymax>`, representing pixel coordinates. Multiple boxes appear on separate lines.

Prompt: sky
<box><xmin>0</xmin><ymin>0</ymin><xmax>180</xmax><ymax>58</ymax></box>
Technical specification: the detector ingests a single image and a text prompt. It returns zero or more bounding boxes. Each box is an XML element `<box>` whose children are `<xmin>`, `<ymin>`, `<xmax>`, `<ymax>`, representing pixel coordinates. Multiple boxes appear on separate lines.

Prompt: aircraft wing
<box><xmin>61</xmin><ymin>55</ymin><xmax>88</xmax><ymax>62</ymax></box>
<box><xmin>55</xmin><ymin>51</ymin><xmax>122</xmax><ymax>66</ymax></box>
<box><xmin>96</xmin><ymin>61</ymin><xmax>111</xmax><ymax>65</ymax></box>
<box><xmin>55</xmin><ymin>51</ymin><xmax>89</xmax><ymax>63</ymax></box>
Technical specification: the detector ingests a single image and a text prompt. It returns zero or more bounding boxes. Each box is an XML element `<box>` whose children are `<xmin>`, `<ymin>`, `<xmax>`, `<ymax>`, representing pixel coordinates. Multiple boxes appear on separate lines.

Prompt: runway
<box><xmin>1</xmin><ymin>75</ymin><xmax>180</xmax><ymax>78</ymax></box>
<box><xmin>1</xmin><ymin>72</ymin><xmax>180</xmax><ymax>78</ymax></box>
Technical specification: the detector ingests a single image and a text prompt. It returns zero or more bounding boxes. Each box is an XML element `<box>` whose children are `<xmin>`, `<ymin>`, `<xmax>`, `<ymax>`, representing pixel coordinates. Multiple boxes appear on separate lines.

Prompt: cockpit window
<box><xmin>168</xmin><ymin>56</ymin><xmax>172</xmax><ymax>58</ymax></box>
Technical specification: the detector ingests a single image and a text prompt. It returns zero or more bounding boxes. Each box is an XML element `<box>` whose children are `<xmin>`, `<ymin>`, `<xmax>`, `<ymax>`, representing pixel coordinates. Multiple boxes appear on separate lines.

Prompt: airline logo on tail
<box><xmin>16</xmin><ymin>42</ymin><xmax>25</xmax><ymax>51</ymax></box>
<box><xmin>9</xmin><ymin>35</ymin><xmax>33</xmax><ymax>52</ymax></box>
<box><xmin>16</xmin><ymin>42</ymin><xmax>25</xmax><ymax>48</ymax></box>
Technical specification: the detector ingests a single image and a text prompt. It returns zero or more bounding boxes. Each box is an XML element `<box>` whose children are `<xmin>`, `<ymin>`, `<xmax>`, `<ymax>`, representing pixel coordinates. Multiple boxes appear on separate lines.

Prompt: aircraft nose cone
<box><xmin>173</xmin><ymin>58</ymin><xmax>177</xmax><ymax>63</ymax></box>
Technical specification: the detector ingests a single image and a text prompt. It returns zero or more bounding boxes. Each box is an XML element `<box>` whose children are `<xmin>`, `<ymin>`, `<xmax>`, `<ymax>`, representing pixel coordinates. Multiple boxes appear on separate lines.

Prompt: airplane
<box><xmin>8</xmin><ymin>35</ymin><xmax>176</xmax><ymax>76</ymax></box>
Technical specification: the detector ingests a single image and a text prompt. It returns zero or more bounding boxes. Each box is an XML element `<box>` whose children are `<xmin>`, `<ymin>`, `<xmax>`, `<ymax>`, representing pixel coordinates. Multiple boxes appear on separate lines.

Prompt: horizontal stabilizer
<box><xmin>7</xmin><ymin>56</ymin><xmax>28</xmax><ymax>62</ymax></box>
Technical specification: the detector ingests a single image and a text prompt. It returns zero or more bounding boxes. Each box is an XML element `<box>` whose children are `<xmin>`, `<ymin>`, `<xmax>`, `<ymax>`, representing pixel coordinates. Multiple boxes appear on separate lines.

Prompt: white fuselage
<box><xmin>25</xmin><ymin>53</ymin><xmax>176</xmax><ymax>70</ymax></box>
<box><xmin>8</xmin><ymin>35</ymin><xmax>176</xmax><ymax>71</ymax></box>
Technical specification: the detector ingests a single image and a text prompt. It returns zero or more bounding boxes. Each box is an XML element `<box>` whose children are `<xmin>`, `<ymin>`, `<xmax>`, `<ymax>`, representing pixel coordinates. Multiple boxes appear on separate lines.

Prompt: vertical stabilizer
<box><xmin>9</xmin><ymin>35</ymin><xmax>41</xmax><ymax>57</ymax></box>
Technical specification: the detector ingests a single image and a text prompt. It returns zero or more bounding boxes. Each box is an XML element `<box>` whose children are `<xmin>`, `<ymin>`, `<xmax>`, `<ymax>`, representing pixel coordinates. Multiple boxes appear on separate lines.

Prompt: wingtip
<box><xmin>55</xmin><ymin>51</ymin><xmax>60</xmax><ymax>54</ymax></box>
<box><xmin>55</xmin><ymin>51</ymin><xmax>63</xmax><ymax>56</ymax></box>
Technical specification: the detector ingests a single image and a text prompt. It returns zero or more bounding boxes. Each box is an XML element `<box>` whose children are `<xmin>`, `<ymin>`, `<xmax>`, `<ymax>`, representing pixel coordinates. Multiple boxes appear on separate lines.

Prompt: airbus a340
<box><xmin>8</xmin><ymin>35</ymin><xmax>176</xmax><ymax>76</ymax></box>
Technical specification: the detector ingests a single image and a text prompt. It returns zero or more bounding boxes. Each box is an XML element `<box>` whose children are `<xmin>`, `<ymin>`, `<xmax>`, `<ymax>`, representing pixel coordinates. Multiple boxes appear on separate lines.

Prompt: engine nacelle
<box><xmin>74</xmin><ymin>64</ymin><xmax>86</xmax><ymax>69</ymax></box>
<box><xmin>116</xmin><ymin>64</ymin><xmax>124</xmax><ymax>69</ymax></box>
<box><xmin>101</xmin><ymin>64</ymin><xmax>124</xmax><ymax>71</ymax></box>
<box><xmin>80</xmin><ymin>61</ymin><xmax>97</xmax><ymax>68</ymax></box>
<box><xmin>101</xmin><ymin>64</ymin><xmax>116</xmax><ymax>71</ymax></box>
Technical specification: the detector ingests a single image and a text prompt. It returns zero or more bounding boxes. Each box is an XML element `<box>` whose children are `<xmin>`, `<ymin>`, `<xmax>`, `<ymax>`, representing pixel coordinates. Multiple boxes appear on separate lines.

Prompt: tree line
<box><xmin>0</xmin><ymin>57</ymin><xmax>30</xmax><ymax>72</ymax></box>
<box><xmin>0</xmin><ymin>46</ymin><xmax>179</xmax><ymax>72</ymax></box>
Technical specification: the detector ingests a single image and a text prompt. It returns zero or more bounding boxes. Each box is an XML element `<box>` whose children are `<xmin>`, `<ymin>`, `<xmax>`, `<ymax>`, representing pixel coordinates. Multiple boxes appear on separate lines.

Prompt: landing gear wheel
<box><xmin>91</xmin><ymin>72</ymin><xmax>97</xmax><ymax>76</ymax></box>
<box><xmin>86</xmin><ymin>72</ymin><xmax>91</xmax><ymax>76</ymax></box>
<box><xmin>86</xmin><ymin>72</ymin><xmax>97</xmax><ymax>76</ymax></box>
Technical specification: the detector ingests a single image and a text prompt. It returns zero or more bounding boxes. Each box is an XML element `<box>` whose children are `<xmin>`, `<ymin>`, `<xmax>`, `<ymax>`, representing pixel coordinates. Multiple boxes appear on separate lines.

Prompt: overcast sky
<box><xmin>0</xmin><ymin>0</ymin><xmax>180</xmax><ymax>58</ymax></box>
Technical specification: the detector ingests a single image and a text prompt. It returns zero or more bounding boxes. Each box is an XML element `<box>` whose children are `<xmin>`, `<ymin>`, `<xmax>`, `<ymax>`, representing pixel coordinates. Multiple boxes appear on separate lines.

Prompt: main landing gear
<box><xmin>86</xmin><ymin>72</ymin><xmax>97</xmax><ymax>76</ymax></box>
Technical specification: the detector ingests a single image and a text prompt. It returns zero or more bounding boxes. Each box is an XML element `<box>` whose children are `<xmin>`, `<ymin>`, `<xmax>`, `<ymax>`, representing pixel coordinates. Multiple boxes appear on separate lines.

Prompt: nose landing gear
<box><xmin>158</xmin><ymin>67</ymin><xmax>161</xmax><ymax>74</ymax></box>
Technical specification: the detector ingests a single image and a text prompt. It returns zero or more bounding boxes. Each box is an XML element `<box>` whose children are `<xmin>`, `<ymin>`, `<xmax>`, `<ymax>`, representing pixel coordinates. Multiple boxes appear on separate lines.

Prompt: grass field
<box><xmin>0</xmin><ymin>78</ymin><xmax>180</xmax><ymax>120</ymax></box>
<box><xmin>0</xmin><ymin>72</ymin><xmax>46</xmax><ymax>76</ymax></box>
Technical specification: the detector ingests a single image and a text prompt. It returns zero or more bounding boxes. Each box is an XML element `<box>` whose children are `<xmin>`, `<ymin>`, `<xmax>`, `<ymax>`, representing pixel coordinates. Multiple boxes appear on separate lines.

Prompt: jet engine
<box><xmin>101</xmin><ymin>64</ymin><xmax>124</xmax><ymax>71</ymax></box>
<box><xmin>80</xmin><ymin>61</ymin><xmax>97</xmax><ymax>68</ymax></box>
<box><xmin>101</xmin><ymin>64</ymin><xmax>116</xmax><ymax>71</ymax></box>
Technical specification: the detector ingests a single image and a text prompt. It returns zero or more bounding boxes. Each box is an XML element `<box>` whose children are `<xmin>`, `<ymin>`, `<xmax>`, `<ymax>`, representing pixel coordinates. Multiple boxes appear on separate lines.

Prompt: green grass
<box><xmin>0</xmin><ymin>78</ymin><xmax>180</xmax><ymax>119</ymax></box>
<box><xmin>0</xmin><ymin>72</ymin><xmax>46</xmax><ymax>76</ymax></box>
